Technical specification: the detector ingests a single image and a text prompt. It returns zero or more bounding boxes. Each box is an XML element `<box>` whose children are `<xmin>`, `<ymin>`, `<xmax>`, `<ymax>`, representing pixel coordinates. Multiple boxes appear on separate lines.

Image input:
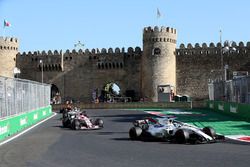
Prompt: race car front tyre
<box><xmin>174</xmin><ymin>129</ymin><xmax>189</xmax><ymax>144</ymax></box>
<box><xmin>202</xmin><ymin>127</ymin><xmax>216</xmax><ymax>138</ymax></box>
<box><xmin>62</xmin><ymin>119</ymin><xmax>70</xmax><ymax>128</ymax></box>
<box><xmin>129</xmin><ymin>127</ymin><xmax>142</xmax><ymax>140</ymax></box>
<box><xmin>72</xmin><ymin>120</ymin><xmax>80</xmax><ymax>130</ymax></box>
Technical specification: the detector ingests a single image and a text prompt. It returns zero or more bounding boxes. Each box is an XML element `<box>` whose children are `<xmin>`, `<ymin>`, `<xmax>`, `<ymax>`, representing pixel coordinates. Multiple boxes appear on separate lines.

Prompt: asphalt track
<box><xmin>0</xmin><ymin>109</ymin><xmax>250</xmax><ymax>167</ymax></box>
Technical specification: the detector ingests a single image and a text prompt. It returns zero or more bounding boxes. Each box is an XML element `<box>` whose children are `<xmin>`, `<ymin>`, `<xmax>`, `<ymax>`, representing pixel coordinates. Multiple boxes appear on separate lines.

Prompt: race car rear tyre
<box><xmin>72</xmin><ymin>120</ymin><xmax>80</xmax><ymax>130</ymax></box>
<box><xmin>203</xmin><ymin>127</ymin><xmax>216</xmax><ymax>138</ymax></box>
<box><xmin>174</xmin><ymin>129</ymin><xmax>189</xmax><ymax>144</ymax></box>
<box><xmin>95</xmin><ymin>119</ymin><xmax>104</xmax><ymax>127</ymax></box>
<box><xmin>129</xmin><ymin>127</ymin><xmax>142</xmax><ymax>140</ymax></box>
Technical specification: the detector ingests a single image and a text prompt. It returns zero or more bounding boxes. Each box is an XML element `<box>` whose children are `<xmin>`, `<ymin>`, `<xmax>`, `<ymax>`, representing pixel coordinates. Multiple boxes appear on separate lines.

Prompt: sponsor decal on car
<box><xmin>154</xmin><ymin>124</ymin><xmax>164</xmax><ymax>128</ymax></box>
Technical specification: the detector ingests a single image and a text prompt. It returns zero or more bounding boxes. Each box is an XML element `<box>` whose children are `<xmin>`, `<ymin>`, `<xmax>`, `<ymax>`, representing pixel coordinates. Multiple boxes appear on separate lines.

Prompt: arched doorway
<box><xmin>51</xmin><ymin>84</ymin><xmax>61</xmax><ymax>104</ymax></box>
<box><xmin>99</xmin><ymin>82</ymin><xmax>121</xmax><ymax>102</ymax></box>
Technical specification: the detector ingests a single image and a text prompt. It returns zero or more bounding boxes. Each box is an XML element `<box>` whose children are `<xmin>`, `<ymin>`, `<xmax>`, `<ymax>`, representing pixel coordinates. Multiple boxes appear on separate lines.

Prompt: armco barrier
<box><xmin>0</xmin><ymin>105</ymin><xmax>52</xmax><ymax>141</ymax></box>
<box><xmin>207</xmin><ymin>100</ymin><xmax>250</xmax><ymax>121</ymax></box>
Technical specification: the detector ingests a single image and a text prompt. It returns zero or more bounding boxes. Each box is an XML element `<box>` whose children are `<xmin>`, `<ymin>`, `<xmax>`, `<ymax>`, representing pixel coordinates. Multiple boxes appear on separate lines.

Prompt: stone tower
<box><xmin>0</xmin><ymin>37</ymin><xmax>19</xmax><ymax>78</ymax></box>
<box><xmin>141</xmin><ymin>26</ymin><xmax>177</xmax><ymax>102</ymax></box>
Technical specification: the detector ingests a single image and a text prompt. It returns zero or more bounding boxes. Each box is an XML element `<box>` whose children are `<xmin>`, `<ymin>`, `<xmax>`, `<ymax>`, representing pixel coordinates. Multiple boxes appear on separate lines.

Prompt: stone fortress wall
<box><xmin>0</xmin><ymin>37</ymin><xmax>19</xmax><ymax>78</ymax></box>
<box><xmin>10</xmin><ymin>26</ymin><xmax>250</xmax><ymax>102</ymax></box>
<box><xmin>16</xmin><ymin>47</ymin><xmax>142</xmax><ymax>102</ymax></box>
<box><xmin>176</xmin><ymin>42</ymin><xmax>250</xmax><ymax>100</ymax></box>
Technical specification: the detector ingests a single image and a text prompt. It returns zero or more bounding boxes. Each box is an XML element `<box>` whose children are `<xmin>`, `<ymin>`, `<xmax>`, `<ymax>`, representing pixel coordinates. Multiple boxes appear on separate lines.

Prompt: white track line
<box><xmin>0</xmin><ymin>112</ymin><xmax>57</xmax><ymax>147</ymax></box>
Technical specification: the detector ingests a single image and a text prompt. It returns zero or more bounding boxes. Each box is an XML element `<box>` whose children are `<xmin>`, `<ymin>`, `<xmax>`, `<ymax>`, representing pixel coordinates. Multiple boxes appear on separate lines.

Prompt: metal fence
<box><xmin>208</xmin><ymin>76</ymin><xmax>250</xmax><ymax>104</ymax></box>
<box><xmin>0</xmin><ymin>76</ymin><xmax>51</xmax><ymax>119</ymax></box>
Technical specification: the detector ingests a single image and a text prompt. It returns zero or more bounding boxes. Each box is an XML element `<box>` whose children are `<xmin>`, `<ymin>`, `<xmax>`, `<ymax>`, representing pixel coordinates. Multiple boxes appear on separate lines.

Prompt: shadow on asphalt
<box><xmin>111</xmin><ymin>136</ymin><xmax>171</xmax><ymax>143</ymax></box>
<box><xmin>91</xmin><ymin>113</ymin><xmax>148</xmax><ymax>118</ymax></box>
<box><xmin>111</xmin><ymin>137</ymin><xmax>133</xmax><ymax>141</ymax></box>
<box><xmin>111</xmin><ymin>137</ymin><xmax>191</xmax><ymax>145</ymax></box>
<box><xmin>95</xmin><ymin>131</ymin><xmax>127</xmax><ymax>135</ymax></box>
<box><xmin>52</xmin><ymin>125</ymin><xmax>63</xmax><ymax>128</ymax></box>
<box><xmin>52</xmin><ymin>125</ymin><xmax>76</xmax><ymax>131</ymax></box>
<box><xmin>112</xmin><ymin>137</ymin><xmax>230</xmax><ymax>146</ymax></box>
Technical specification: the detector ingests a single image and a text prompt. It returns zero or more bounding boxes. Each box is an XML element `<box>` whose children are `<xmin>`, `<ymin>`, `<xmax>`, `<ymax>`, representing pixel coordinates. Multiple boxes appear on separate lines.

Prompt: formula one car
<box><xmin>129</xmin><ymin>117</ymin><xmax>224</xmax><ymax>144</ymax></box>
<box><xmin>62</xmin><ymin>108</ymin><xmax>104</xmax><ymax>130</ymax></box>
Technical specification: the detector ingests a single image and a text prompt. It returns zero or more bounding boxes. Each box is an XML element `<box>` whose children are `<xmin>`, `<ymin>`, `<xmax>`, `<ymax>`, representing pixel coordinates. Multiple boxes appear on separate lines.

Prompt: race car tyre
<box><xmin>202</xmin><ymin>127</ymin><xmax>216</xmax><ymax>138</ymax></box>
<box><xmin>95</xmin><ymin>119</ymin><xmax>104</xmax><ymax>127</ymax></box>
<box><xmin>62</xmin><ymin>119</ymin><xmax>70</xmax><ymax>128</ymax></box>
<box><xmin>174</xmin><ymin>129</ymin><xmax>189</xmax><ymax>144</ymax></box>
<box><xmin>129</xmin><ymin>127</ymin><xmax>142</xmax><ymax>140</ymax></box>
<box><xmin>72</xmin><ymin>120</ymin><xmax>80</xmax><ymax>130</ymax></box>
<box><xmin>189</xmin><ymin>133</ymin><xmax>202</xmax><ymax>144</ymax></box>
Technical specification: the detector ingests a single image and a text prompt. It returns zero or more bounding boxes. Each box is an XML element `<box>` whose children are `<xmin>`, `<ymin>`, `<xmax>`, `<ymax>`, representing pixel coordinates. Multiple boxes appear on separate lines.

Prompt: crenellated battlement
<box><xmin>143</xmin><ymin>26</ymin><xmax>177</xmax><ymax>34</ymax></box>
<box><xmin>16</xmin><ymin>46</ymin><xmax>142</xmax><ymax>71</ymax></box>
<box><xmin>179</xmin><ymin>41</ymin><xmax>250</xmax><ymax>49</ymax></box>
<box><xmin>0</xmin><ymin>36</ymin><xmax>19</xmax><ymax>51</ymax></box>
<box><xmin>143</xmin><ymin>26</ymin><xmax>177</xmax><ymax>44</ymax></box>
<box><xmin>83</xmin><ymin>46</ymin><xmax>142</xmax><ymax>55</ymax></box>
<box><xmin>19</xmin><ymin>50</ymin><xmax>62</xmax><ymax>57</ymax></box>
<box><xmin>177</xmin><ymin>41</ymin><xmax>250</xmax><ymax>56</ymax></box>
<box><xmin>0</xmin><ymin>36</ymin><xmax>18</xmax><ymax>43</ymax></box>
<box><xmin>18</xmin><ymin>46</ymin><xmax>142</xmax><ymax>57</ymax></box>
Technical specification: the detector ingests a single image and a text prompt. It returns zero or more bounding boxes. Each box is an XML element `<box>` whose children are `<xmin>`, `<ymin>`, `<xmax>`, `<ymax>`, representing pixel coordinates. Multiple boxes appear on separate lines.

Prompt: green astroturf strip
<box><xmin>138</xmin><ymin>108</ymin><xmax>250</xmax><ymax>136</ymax></box>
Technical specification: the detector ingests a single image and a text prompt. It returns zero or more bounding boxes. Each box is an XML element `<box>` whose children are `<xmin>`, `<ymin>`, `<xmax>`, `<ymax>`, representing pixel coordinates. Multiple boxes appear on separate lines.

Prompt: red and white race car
<box><xmin>62</xmin><ymin>108</ymin><xmax>104</xmax><ymax>130</ymax></box>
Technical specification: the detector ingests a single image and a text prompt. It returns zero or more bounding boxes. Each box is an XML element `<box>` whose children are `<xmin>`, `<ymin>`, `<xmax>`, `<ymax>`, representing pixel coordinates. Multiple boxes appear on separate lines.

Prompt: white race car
<box><xmin>129</xmin><ymin>117</ymin><xmax>224</xmax><ymax>144</ymax></box>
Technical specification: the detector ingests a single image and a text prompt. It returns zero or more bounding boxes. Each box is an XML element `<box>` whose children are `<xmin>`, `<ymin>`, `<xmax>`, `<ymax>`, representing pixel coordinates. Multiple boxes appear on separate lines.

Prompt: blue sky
<box><xmin>0</xmin><ymin>0</ymin><xmax>250</xmax><ymax>52</ymax></box>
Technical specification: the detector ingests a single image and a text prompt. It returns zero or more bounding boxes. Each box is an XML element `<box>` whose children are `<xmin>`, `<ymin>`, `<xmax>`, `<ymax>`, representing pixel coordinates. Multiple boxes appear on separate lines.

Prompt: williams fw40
<box><xmin>129</xmin><ymin>117</ymin><xmax>224</xmax><ymax>144</ymax></box>
<box><xmin>62</xmin><ymin>108</ymin><xmax>104</xmax><ymax>130</ymax></box>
